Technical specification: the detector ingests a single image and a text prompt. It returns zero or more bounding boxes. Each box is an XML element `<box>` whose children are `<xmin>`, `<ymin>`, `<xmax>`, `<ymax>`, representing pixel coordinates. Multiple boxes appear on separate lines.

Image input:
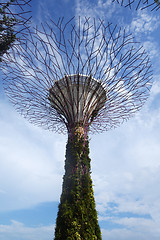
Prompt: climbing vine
<box><xmin>54</xmin><ymin>127</ymin><xmax>102</xmax><ymax>240</ymax></box>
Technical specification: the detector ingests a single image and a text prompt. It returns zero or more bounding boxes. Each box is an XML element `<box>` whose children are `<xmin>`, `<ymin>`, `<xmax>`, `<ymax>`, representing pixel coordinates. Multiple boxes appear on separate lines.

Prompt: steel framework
<box><xmin>2</xmin><ymin>17</ymin><xmax>152</xmax><ymax>134</ymax></box>
<box><xmin>113</xmin><ymin>0</ymin><xmax>160</xmax><ymax>11</ymax></box>
<box><xmin>1</xmin><ymin>16</ymin><xmax>153</xmax><ymax>240</ymax></box>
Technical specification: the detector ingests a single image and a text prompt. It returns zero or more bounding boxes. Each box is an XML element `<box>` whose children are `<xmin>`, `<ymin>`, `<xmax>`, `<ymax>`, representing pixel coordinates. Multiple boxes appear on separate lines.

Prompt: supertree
<box><xmin>113</xmin><ymin>0</ymin><xmax>160</xmax><ymax>11</ymax></box>
<box><xmin>0</xmin><ymin>0</ymin><xmax>31</xmax><ymax>61</ymax></box>
<box><xmin>1</xmin><ymin>17</ymin><xmax>152</xmax><ymax>239</ymax></box>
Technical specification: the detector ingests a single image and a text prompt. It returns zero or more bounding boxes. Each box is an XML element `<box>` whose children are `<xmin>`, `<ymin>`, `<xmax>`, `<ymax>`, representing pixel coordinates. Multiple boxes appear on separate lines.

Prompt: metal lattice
<box><xmin>1</xmin><ymin>17</ymin><xmax>152</xmax><ymax>134</ymax></box>
<box><xmin>113</xmin><ymin>0</ymin><xmax>160</xmax><ymax>11</ymax></box>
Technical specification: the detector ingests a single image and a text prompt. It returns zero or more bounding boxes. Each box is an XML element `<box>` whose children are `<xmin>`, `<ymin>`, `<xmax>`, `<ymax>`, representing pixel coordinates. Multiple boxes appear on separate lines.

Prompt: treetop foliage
<box><xmin>0</xmin><ymin>0</ymin><xmax>31</xmax><ymax>62</ymax></box>
<box><xmin>0</xmin><ymin>0</ymin><xmax>16</xmax><ymax>61</ymax></box>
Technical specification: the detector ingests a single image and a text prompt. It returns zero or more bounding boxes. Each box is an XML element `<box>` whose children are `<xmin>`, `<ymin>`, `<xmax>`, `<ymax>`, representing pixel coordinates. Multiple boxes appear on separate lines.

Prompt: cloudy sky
<box><xmin>0</xmin><ymin>0</ymin><xmax>160</xmax><ymax>239</ymax></box>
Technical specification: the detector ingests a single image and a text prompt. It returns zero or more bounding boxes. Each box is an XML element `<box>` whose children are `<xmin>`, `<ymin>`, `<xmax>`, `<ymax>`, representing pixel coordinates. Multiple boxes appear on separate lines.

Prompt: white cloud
<box><xmin>0</xmin><ymin>221</ymin><xmax>54</xmax><ymax>240</ymax></box>
<box><xmin>102</xmin><ymin>227</ymin><xmax>160</xmax><ymax>240</ymax></box>
<box><xmin>75</xmin><ymin>0</ymin><xmax>116</xmax><ymax>20</ymax></box>
<box><xmin>129</xmin><ymin>10</ymin><xmax>160</xmax><ymax>34</ymax></box>
<box><xmin>123</xmin><ymin>7</ymin><xmax>160</xmax><ymax>65</ymax></box>
<box><xmin>0</xmin><ymin>99</ymin><xmax>66</xmax><ymax>211</ymax></box>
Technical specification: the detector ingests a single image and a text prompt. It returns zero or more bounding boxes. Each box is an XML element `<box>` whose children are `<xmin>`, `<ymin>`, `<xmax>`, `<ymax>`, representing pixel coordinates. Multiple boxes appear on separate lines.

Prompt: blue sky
<box><xmin>0</xmin><ymin>0</ymin><xmax>160</xmax><ymax>239</ymax></box>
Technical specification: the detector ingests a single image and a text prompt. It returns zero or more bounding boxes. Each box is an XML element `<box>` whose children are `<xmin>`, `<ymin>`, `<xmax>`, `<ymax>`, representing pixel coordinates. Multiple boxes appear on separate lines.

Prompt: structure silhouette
<box><xmin>2</xmin><ymin>17</ymin><xmax>152</xmax><ymax>239</ymax></box>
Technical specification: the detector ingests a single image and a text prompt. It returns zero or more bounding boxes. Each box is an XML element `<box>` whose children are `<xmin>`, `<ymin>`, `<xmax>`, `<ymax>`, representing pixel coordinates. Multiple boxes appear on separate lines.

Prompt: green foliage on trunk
<box><xmin>0</xmin><ymin>0</ymin><xmax>17</xmax><ymax>61</ymax></box>
<box><xmin>54</xmin><ymin>127</ymin><xmax>102</xmax><ymax>240</ymax></box>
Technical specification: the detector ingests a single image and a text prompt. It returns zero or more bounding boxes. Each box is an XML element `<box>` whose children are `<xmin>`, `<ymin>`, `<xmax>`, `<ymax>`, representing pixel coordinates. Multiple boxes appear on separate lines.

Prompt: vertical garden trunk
<box><xmin>54</xmin><ymin>127</ymin><xmax>102</xmax><ymax>240</ymax></box>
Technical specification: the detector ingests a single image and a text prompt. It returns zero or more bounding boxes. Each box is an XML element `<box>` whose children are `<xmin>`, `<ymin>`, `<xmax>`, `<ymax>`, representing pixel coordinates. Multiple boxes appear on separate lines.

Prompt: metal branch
<box><xmin>113</xmin><ymin>0</ymin><xmax>160</xmax><ymax>11</ymax></box>
<box><xmin>1</xmin><ymin>17</ymin><xmax>152</xmax><ymax>134</ymax></box>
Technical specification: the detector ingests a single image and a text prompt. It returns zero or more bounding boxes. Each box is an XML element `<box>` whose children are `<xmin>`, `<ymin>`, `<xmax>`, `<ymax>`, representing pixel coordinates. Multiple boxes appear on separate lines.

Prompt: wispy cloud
<box><xmin>75</xmin><ymin>0</ymin><xmax>116</xmax><ymax>20</ymax></box>
<box><xmin>102</xmin><ymin>227</ymin><xmax>160</xmax><ymax>240</ymax></box>
<box><xmin>0</xmin><ymin>221</ymin><xmax>54</xmax><ymax>240</ymax></box>
<box><xmin>0</xmin><ymin>99</ymin><xmax>66</xmax><ymax>211</ymax></box>
<box><xmin>124</xmin><ymin>9</ymin><xmax>160</xmax><ymax>67</ymax></box>
<box><xmin>128</xmin><ymin>10</ymin><xmax>160</xmax><ymax>35</ymax></box>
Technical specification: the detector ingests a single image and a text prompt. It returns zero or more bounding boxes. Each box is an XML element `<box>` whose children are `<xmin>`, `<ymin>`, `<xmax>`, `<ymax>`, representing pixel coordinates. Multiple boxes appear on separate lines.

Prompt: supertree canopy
<box><xmin>113</xmin><ymin>0</ymin><xmax>160</xmax><ymax>11</ymax></box>
<box><xmin>1</xmin><ymin>17</ymin><xmax>153</xmax><ymax>239</ymax></box>
<box><xmin>2</xmin><ymin>17</ymin><xmax>152</xmax><ymax>134</ymax></box>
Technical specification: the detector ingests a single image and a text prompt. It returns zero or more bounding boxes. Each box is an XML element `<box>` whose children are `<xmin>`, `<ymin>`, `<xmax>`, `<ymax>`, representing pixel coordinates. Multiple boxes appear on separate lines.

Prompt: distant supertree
<box><xmin>1</xmin><ymin>17</ymin><xmax>152</xmax><ymax>239</ymax></box>
<box><xmin>113</xmin><ymin>0</ymin><xmax>160</xmax><ymax>11</ymax></box>
<box><xmin>0</xmin><ymin>0</ymin><xmax>31</xmax><ymax>61</ymax></box>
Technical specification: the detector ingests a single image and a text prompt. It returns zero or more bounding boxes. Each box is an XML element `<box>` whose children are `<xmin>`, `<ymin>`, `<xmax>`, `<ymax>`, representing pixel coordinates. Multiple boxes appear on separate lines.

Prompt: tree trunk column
<box><xmin>54</xmin><ymin>126</ymin><xmax>102</xmax><ymax>240</ymax></box>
